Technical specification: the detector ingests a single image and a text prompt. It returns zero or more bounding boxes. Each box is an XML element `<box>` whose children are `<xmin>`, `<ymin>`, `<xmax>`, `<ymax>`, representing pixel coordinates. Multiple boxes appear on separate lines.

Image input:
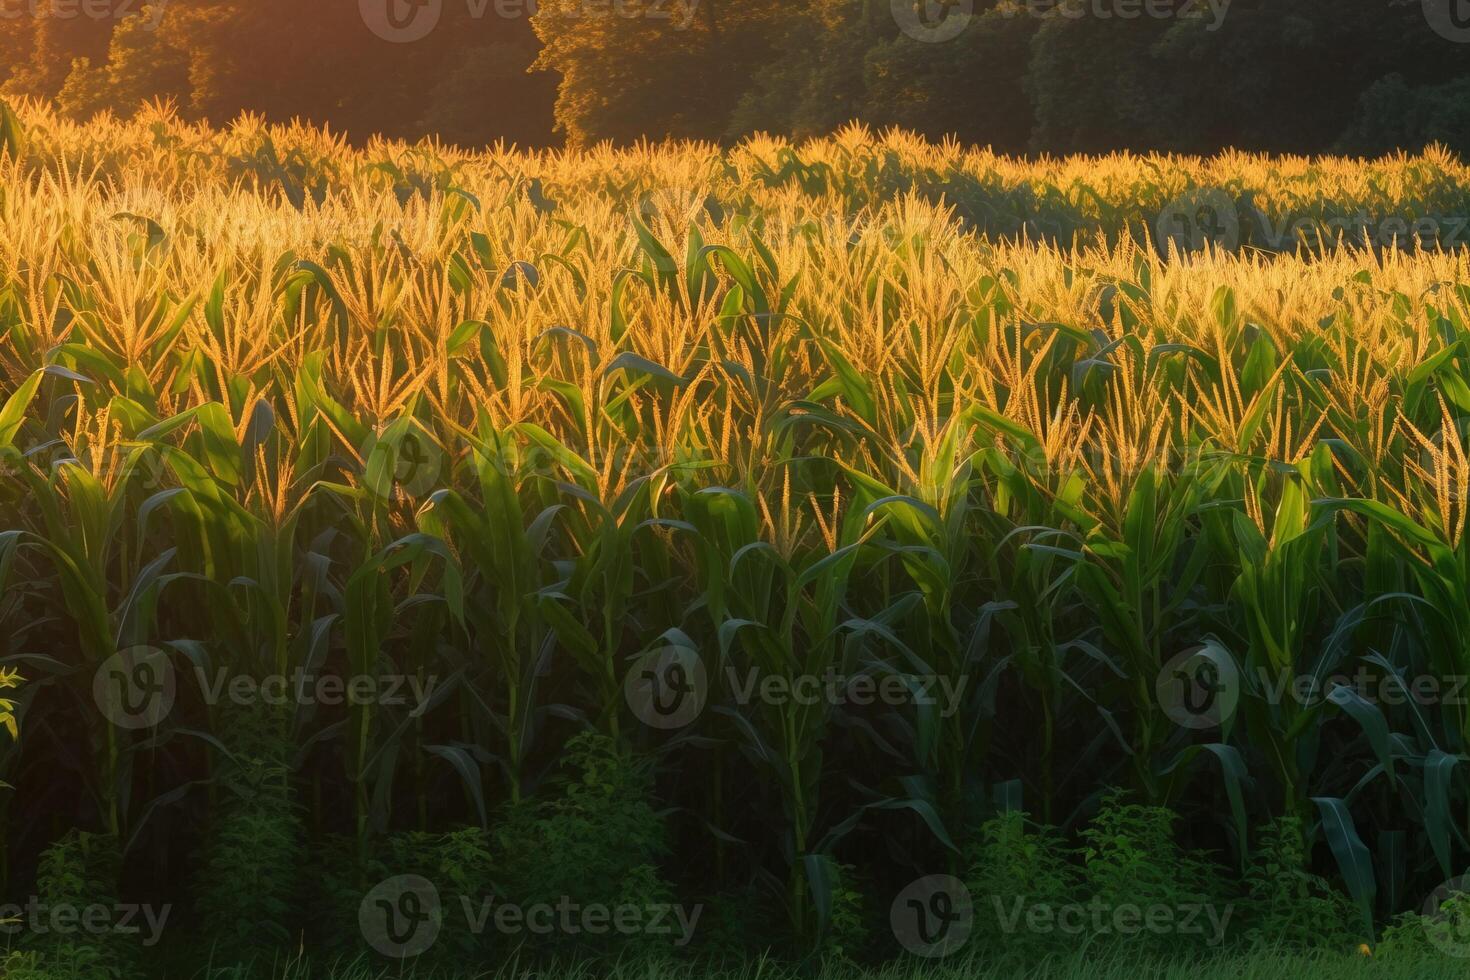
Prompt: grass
<box><xmin>187</xmin><ymin>949</ymin><xmax>1450</xmax><ymax>980</ymax></box>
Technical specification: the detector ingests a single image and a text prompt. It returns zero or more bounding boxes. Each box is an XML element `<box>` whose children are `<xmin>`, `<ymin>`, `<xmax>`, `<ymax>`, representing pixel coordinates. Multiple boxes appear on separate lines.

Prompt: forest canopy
<box><xmin>1</xmin><ymin>0</ymin><xmax>1467</xmax><ymax>154</ymax></box>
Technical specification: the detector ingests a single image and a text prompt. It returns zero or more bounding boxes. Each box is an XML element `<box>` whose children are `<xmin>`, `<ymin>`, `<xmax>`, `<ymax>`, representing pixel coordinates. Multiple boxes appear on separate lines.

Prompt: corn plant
<box><xmin>0</xmin><ymin>98</ymin><xmax>1469</xmax><ymax>966</ymax></box>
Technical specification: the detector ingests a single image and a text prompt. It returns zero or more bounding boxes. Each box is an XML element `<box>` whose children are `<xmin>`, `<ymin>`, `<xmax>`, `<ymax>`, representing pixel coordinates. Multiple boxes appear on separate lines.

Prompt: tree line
<box><xmin>0</xmin><ymin>0</ymin><xmax>1467</xmax><ymax>154</ymax></box>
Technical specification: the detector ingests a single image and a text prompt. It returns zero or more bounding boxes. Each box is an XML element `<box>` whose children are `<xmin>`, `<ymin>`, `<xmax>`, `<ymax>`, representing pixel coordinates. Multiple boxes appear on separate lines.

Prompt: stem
<box><xmin>1042</xmin><ymin>692</ymin><xmax>1055</xmax><ymax>825</ymax></box>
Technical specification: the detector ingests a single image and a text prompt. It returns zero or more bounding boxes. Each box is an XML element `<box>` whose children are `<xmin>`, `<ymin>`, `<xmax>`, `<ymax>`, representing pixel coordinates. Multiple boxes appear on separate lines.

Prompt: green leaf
<box><xmin>1311</xmin><ymin>796</ymin><xmax>1376</xmax><ymax>935</ymax></box>
<box><xmin>0</xmin><ymin>369</ymin><xmax>42</xmax><ymax>447</ymax></box>
<box><xmin>603</xmin><ymin>351</ymin><xmax>686</xmax><ymax>387</ymax></box>
<box><xmin>0</xmin><ymin>99</ymin><xmax>24</xmax><ymax>159</ymax></box>
<box><xmin>426</xmin><ymin>744</ymin><xmax>488</xmax><ymax>829</ymax></box>
<box><xmin>1424</xmin><ymin>749</ymin><xmax>1462</xmax><ymax>878</ymax></box>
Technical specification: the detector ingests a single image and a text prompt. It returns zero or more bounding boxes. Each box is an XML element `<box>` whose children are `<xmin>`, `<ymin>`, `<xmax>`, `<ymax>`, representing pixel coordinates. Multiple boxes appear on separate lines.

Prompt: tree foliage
<box><xmin>1</xmin><ymin>0</ymin><xmax>556</xmax><ymax>146</ymax></box>
<box><xmin>0</xmin><ymin>0</ymin><xmax>1466</xmax><ymax>153</ymax></box>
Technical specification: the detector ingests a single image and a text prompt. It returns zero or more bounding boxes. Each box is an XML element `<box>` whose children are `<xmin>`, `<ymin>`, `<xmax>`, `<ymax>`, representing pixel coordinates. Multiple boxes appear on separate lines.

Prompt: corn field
<box><xmin>2</xmin><ymin>99</ymin><xmax>1470</xmax><ymax>971</ymax></box>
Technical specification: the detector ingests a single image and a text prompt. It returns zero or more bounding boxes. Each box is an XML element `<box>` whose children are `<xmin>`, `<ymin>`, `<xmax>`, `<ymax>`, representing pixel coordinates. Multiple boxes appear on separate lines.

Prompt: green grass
<box><xmin>184</xmin><ymin>949</ymin><xmax>1451</xmax><ymax>980</ymax></box>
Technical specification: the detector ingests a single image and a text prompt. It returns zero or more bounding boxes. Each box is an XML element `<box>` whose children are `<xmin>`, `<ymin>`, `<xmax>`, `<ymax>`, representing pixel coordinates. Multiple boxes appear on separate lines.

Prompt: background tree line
<box><xmin>0</xmin><ymin>0</ymin><xmax>1467</xmax><ymax>154</ymax></box>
